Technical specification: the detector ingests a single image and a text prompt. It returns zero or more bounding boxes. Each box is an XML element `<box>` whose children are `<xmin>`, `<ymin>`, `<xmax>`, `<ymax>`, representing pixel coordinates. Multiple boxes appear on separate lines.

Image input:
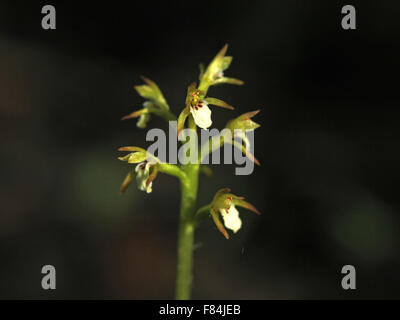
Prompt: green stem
<box><xmin>175</xmin><ymin>163</ymin><xmax>199</xmax><ymax>300</ymax></box>
<box><xmin>175</xmin><ymin>115</ymin><xmax>199</xmax><ymax>300</ymax></box>
<box><xmin>158</xmin><ymin>163</ymin><xmax>187</xmax><ymax>180</ymax></box>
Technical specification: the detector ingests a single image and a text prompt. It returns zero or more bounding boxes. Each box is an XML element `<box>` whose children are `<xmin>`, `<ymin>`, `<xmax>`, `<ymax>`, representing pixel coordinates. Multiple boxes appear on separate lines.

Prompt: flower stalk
<box><xmin>175</xmin><ymin>162</ymin><xmax>199</xmax><ymax>299</ymax></box>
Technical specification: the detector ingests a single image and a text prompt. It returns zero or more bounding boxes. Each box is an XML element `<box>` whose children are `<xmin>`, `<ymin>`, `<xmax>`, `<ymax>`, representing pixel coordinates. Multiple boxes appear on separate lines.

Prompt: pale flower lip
<box><xmin>135</xmin><ymin>162</ymin><xmax>153</xmax><ymax>193</ymax></box>
<box><xmin>219</xmin><ymin>204</ymin><xmax>242</xmax><ymax>233</ymax></box>
<box><xmin>190</xmin><ymin>100</ymin><xmax>212</xmax><ymax>129</ymax></box>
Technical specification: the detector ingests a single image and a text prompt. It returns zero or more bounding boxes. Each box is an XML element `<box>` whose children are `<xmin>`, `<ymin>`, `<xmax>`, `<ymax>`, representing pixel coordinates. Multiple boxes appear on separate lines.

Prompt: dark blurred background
<box><xmin>0</xmin><ymin>0</ymin><xmax>399</xmax><ymax>299</ymax></box>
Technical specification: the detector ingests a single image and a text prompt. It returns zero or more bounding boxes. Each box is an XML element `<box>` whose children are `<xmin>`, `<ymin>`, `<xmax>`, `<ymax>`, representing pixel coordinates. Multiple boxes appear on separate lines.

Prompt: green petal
<box><xmin>210</xmin><ymin>208</ymin><xmax>230</xmax><ymax>239</ymax></box>
<box><xmin>127</xmin><ymin>152</ymin><xmax>147</xmax><ymax>164</ymax></box>
<box><xmin>213</xmin><ymin>77</ymin><xmax>244</xmax><ymax>86</ymax></box>
<box><xmin>120</xmin><ymin>170</ymin><xmax>135</xmax><ymax>194</ymax></box>
<box><xmin>221</xmin><ymin>56</ymin><xmax>232</xmax><ymax>71</ymax></box>
<box><xmin>204</xmin><ymin>97</ymin><xmax>234</xmax><ymax>110</ymax></box>
<box><xmin>121</xmin><ymin>108</ymin><xmax>149</xmax><ymax>121</ymax></box>
<box><xmin>233</xmin><ymin>199</ymin><xmax>260</xmax><ymax>215</ymax></box>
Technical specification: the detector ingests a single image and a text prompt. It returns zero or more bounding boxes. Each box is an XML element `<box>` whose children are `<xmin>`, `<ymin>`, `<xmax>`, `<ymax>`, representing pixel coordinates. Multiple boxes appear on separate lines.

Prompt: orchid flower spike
<box><xmin>208</xmin><ymin>188</ymin><xmax>260</xmax><ymax>239</ymax></box>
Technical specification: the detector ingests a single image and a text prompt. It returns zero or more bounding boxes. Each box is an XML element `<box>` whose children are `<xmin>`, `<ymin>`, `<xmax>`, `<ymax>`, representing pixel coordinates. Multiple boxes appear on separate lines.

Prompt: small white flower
<box><xmin>219</xmin><ymin>204</ymin><xmax>242</xmax><ymax>233</ymax></box>
<box><xmin>190</xmin><ymin>100</ymin><xmax>212</xmax><ymax>129</ymax></box>
<box><xmin>135</xmin><ymin>162</ymin><xmax>152</xmax><ymax>193</ymax></box>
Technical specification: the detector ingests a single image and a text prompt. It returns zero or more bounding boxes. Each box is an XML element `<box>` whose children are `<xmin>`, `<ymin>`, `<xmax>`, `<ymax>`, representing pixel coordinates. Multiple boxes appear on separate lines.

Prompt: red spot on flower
<box><xmin>198</xmin><ymin>104</ymin><xmax>202</xmax><ymax>108</ymax></box>
<box><xmin>195</xmin><ymin>106</ymin><xmax>198</xmax><ymax>110</ymax></box>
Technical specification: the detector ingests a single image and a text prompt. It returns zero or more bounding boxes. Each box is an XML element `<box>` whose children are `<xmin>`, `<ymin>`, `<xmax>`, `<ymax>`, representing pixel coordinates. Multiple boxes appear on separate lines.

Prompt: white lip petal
<box><xmin>190</xmin><ymin>101</ymin><xmax>212</xmax><ymax>129</ymax></box>
<box><xmin>135</xmin><ymin>162</ymin><xmax>153</xmax><ymax>193</ymax></box>
<box><xmin>220</xmin><ymin>204</ymin><xmax>242</xmax><ymax>233</ymax></box>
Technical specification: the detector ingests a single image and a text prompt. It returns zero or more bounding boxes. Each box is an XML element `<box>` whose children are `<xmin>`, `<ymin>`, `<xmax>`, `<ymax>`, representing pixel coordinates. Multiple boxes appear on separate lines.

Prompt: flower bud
<box><xmin>226</xmin><ymin>110</ymin><xmax>260</xmax><ymax>132</ymax></box>
<box><xmin>134</xmin><ymin>76</ymin><xmax>169</xmax><ymax>110</ymax></box>
<box><xmin>226</xmin><ymin>110</ymin><xmax>260</xmax><ymax>149</ymax></box>
<box><xmin>198</xmin><ymin>45</ymin><xmax>243</xmax><ymax>94</ymax></box>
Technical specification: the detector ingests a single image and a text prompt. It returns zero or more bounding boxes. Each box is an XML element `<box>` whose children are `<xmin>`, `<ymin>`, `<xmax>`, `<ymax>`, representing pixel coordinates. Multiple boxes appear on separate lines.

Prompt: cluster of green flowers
<box><xmin>118</xmin><ymin>45</ymin><xmax>260</xmax><ymax>239</ymax></box>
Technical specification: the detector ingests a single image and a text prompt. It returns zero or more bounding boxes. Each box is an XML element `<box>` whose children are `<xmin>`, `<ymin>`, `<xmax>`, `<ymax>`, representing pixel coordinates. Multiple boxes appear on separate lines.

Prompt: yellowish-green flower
<box><xmin>175</xmin><ymin>44</ymin><xmax>244</xmax><ymax>133</ymax></box>
<box><xmin>207</xmin><ymin>188</ymin><xmax>260</xmax><ymax>239</ymax></box>
<box><xmin>134</xmin><ymin>76</ymin><xmax>168</xmax><ymax>110</ymax></box>
<box><xmin>121</xmin><ymin>77</ymin><xmax>175</xmax><ymax>128</ymax></box>
<box><xmin>226</xmin><ymin>110</ymin><xmax>260</xmax><ymax>147</ymax></box>
<box><xmin>177</xmin><ymin>83</ymin><xmax>234</xmax><ymax>135</ymax></box>
<box><xmin>198</xmin><ymin>44</ymin><xmax>244</xmax><ymax>95</ymax></box>
<box><xmin>118</xmin><ymin>146</ymin><xmax>160</xmax><ymax>194</ymax></box>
